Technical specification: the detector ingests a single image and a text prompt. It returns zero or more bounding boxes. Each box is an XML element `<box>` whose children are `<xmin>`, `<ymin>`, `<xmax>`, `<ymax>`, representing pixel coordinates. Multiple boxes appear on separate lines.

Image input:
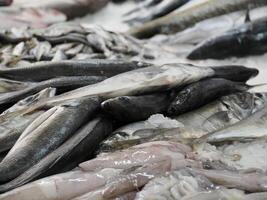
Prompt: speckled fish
<box><xmin>202</xmin><ymin>104</ymin><xmax>267</xmax><ymax>143</ymax></box>
<box><xmin>0</xmin><ymin>117</ymin><xmax>112</xmax><ymax>193</ymax></box>
<box><xmin>101</xmin><ymin>93</ymin><xmax>171</xmax><ymax>123</ymax></box>
<box><xmin>0</xmin><ymin>76</ymin><xmax>106</xmax><ymax>106</ymax></box>
<box><xmin>20</xmin><ymin>64</ymin><xmax>258</xmax><ymax>114</ymax></box>
<box><xmin>0</xmin><ymin>88</ymin><xmax>56</xmax><ymax>153</ymax></box>
<box><xmin>188</xmin><ymin>16</ymin><xmax>267</xmax><ymax>59</ymax></box>
<box><xmin>129</xmin><ymin>0</ymin><xmax>267</xmax><ymax>38</ymax></box>
<box><xmin>0</xmin><ymin>96</ymin><xmax>99</xmax><ymax>183</ymax></box>
<box><xmin>167</xmin><ymin>78</ymin><xmax>250</xmax><ymax>116</ymax></box>
<box><xmin>0</xmin><ymin>60</ymin><xmax>149</xmax><ymax>81</ymax></box>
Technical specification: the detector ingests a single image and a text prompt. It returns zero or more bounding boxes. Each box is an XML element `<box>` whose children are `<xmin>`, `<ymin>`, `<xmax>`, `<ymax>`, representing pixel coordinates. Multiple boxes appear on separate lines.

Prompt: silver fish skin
<box><xmin>203</xmin><ymin>104</ymin><xmax>267</xmax><ymax>143</ymax></box>
<box><xmin>0</xmin><ymin>96</ymin><xmax>100</xmax><ymax>183</ymax></box>
<box><xmin>129</xmin><ymin>0</ymin><xmax>267</xmax><ymax>38</ymax></box>
<box><xmin>0</xmin><ymin>88</ymin><xmax>56</xmax><ymax>153</ymax></box>
<box><xmin>0</xmin><ymin>117</ymin><xmax>112</xmax><ymax>193</ymax></box>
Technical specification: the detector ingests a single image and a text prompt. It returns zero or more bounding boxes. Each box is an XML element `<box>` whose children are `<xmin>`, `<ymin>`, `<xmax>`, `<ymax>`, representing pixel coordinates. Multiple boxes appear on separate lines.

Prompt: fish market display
<box><xmin>0</xmin><ymin>1</ymin><xmax>267</xmax><ymax>199</ymax></box>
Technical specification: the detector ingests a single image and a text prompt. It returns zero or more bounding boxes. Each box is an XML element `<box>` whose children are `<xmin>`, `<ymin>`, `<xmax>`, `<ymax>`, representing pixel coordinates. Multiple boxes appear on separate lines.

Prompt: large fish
<box><xmin>202</xmin><ymin>104</ymin><xmax>267</xmax><ymax>143</ymax></box>
<box><xmin>188</xmin><ymin>16</ymin><xmax>267</xmax><ymax>59</ymax></box>
<box><xmin>129</xmin><ymin>0</ymin><xmax>267</xmax><ymax>38</ymax></box>
<box><xmin>0</xmin><ymin>117</ymin><xmax>112</xmax><ymax>193</ymax></box>
<box><xmin>101</xmin><ymin>92</ymin><xmax>171</xmax><ymax>123</ymax></box>
<box><xmin>17</xmin><ymin>64</ymin><xmax>258</xmax><ymax>114</ymax></box>
<box><xmin>0</xmin><ymin>60</ymin><xmax>149</xmax><ymax>81</ymax></box>
<box><xmin>0</xmin><ymin>88</ymin><xmax>56</xmax><ymax>153</ymax></box>
<box><xmin>0</xmin><ymin>96</ymin><xmax>100</xmax><ymax>183</ymax></box>
<box><xmin>167</xmin><ymin>78</ymin><xmax>250</xmax><ymax>116</ymax></box>
<box><xmin>0</xmin><ymin>76</ymin><xmax>106</xmax><ymax>106</ymax></box>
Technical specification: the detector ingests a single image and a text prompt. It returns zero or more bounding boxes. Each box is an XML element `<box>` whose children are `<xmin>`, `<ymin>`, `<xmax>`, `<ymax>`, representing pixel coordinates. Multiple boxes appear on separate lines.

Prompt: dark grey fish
<box><xmin>101</xmin><ymin>93</ymin><xmax>171</xmax><ymax>123</ymax></box>
<box><xmin>0</xmin><ymin>76</ymin><xmax>106</xmax><ymax>106</ymax></box>
<box><xmin>0</xmin><ymin>60</ymin><xmax>149</xmax><ymax>81</ymax></box>
<box><xmin>0</xmin><ymin>117</ymin><xmax>112</xmax><ymax>193</ymax></box>
<box><xmin>0</xmin><ymin>96</ymin><xmax>100</xmax><ymax>183</ymax></box>
<box><xmin>167</xmin><ymin>78</ymin><xmax>249</xmax><ymax>116</ymax></box>
<box><xmin>0</xmin><ymin>88</ymin><xmax>56</xmax><ymax>153</ymax></box>
<box><xmin>187</xmin><ymin>17</ymin><xmax>267</xmax><ymax>59</ymax></box>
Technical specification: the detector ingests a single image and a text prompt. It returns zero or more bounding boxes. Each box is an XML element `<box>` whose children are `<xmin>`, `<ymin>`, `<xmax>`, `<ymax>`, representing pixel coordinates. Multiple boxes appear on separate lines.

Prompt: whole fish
<box><xmin>167</xmin><ymin>78</ymin><xmax>249</xmax><ymax>116</ymax></box>
<box><xmin>0</xmin><ymin>88</ymin><xmax>56</xmax><ymax>153</ymax></box>
<box><xmin>0</xmin><ymin>117</ymin><xmax>112</xmax><ymax>193</ymax></box>
<box><xmin>0</xmin><ymin>96</ymin><xmax>100</xmax><ymax>183</ymax></box>
<box><xmin>129</xmin><ymin>0</ymin><xmax>267</xmax><ymax>38</ymax></box>
<box><xmin>202</xmin><ymin>104</ymin><xmax>267</xmax><ymax>143</ymax></box>
<box><xmin>0</xmin><ymin>60</ymin><xmax>149</xmax><ymax>81</ymax></box>
<box><xmin>188</xmin><ymin>16</ymin><xmax>267</xmax><ymax>59</ymax></box>
<box><xmin>0</xmin><ymin>76</ymin><xmax>106</xmax><ymax>106</ymax></box>
<box><xmin>20</xmin><ymin>64</ymin><xmax>258</xmax><ymax>113</ymax></box>
<box><xmin>101</xmin><ymin>93</ymin><xmax>171</xmax><ymax>123</ymax></box>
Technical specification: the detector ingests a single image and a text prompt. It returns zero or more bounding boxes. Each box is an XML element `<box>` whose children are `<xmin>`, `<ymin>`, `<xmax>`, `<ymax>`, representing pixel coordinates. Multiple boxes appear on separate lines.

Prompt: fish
<box><xmin>175</xmin><ymin>92</ymin><xmax>267</xmax><ymax>137</ymax></box>
<box><xmin>124</xmin><ymin>0</ymin><xmax>189</xmax><ymax>25</ymax></box>
<box><xmin>134</xmin><ymin>169</ymin><xmax>214</xmax><ymax>200</ymax></box>
<box><xmin>0</xmin><ymin>60</ymin><xmax>149</xmax><ymax>81</ymax></box>
<box><xmin>0</xmin><ymin>96</ymin><xmax>100</xmax><ymax>183</ymax></box>
<box><xmin>190</xmin><ymin>168</ymin><xmax>267</xmax><ymax>192</ymax></box>
<box><xmin>101</xmin><ymin>93</ymin><xmax>171</xmax><ymax>123</ymax></box>
<box><xmin>167</xmin><ymin>78</ymin><xmax>250</xmax><ymax>116</ymax></box>
<box><xmin>187</xmin><ymin>16</ymin><xmax>267</xmax><ymax>59</ymax></box>
<box><xmin>0</xmin><ymin>88</ymin><xmax>56</xmax><ymax>153</ymax></box>
<box><xmin>0</xmin><ymin>76</ymin><xmax>106</xmax><ymax>106</ymax></box>
<box><xmin>201</xmin><ymin>104</ymin><xmax>267</xmax><ymax>143</ymax></box>
<box><xmin>0</xmin><ymin>117</ymin><xmax>112</xmax><ymax>193</ymax></box>
<box><xmin>128</xmin><ymin>0</ymin><xmax>267</xmax><ymax>38</ymax></box>
<box><xmin>0</xmin><ymin>78</ymin><xmax>30</xmax><ymax>93</ymax></box>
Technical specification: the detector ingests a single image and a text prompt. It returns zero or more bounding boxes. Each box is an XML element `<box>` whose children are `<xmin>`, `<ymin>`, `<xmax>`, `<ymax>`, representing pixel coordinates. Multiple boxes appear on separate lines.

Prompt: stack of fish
<box><xmin>0</xmin><ymin>0</ymin><xmax>267</xmax><ymax>199</ymax></box>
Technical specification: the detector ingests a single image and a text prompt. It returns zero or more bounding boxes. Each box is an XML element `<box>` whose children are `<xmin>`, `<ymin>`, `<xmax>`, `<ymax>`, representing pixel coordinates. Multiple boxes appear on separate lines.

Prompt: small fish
<box><xmin>0</xmin><ymin>96</ymin><xmax>100</xmax><ymax>183</ymax></box>
<box><xmin>101</xmin><ymin>93</ymin><xmax>171</xmax><ymax>123</ymax></box>
<box><xmin>202</xmin><ymin>104</ymin><xmax>267</xmax><ymax>143</ymax></box>
<box><xmin>167</xmin><ymin>78</ymin><xmax>250</xmax><ymax>116</ymax></box>
<box><xmin>129</xmin><ymin>0</ymin><xmax>267</xmax><ymax>38</ymax></box>
<box><xmin>0</xmin><ymin>117</ymin><xmax>112</xmax><ymax>193</ymax></box>
<box><xmin>187</xmin><ymin>16</ymin><xmax>267</xmax><ymax>59</ymax></box>
<box><xmin>0</xmin><ymin>59</ymin><xmax>149</xmax><ymax>81</ymax></box>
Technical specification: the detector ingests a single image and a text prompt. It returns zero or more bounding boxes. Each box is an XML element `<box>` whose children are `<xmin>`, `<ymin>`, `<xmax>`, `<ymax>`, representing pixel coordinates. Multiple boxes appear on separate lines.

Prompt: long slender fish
<box><xmin>0</xmin><ymin>117</ymin><xmax>112</xmax><ymax>193</ymax></box>
<box><xmin>0</xmin><ymin>88</ymin><xmax>56</xmax><ymax>153</ymax></box>
<box><xmin>0</xmin><ymin>60</ymin><xmax>149</xmax><ymax>81</ymax></box>
<box><xmin>101</xmin><ymin>93</ymin><xmax>171</xmax><ymax>123</ymax></box>
<box><xmin>0</xmin><ymin>76</ymin><xmax>106</xmax><ymax>106</ymax></box>
<box><xmin>129</xmin><ymin>0</ymin><xmax>267</xmax><ymax>38</ymax></box>
<box><xmin>167</xmin><ymin>78</ymin><xmax>249</xmax><ymax>116</ymax></box>
<box><xmin>0</xmin><ymin>96</ymin><xmax>100</xmax><ymax>183</ymax></box>
<box><xmin>202</xmin><ymin>104</ymin><xmax>267</xmax><ymax>143</ymax></box>
<box><xmin>188</xmin><ymin>16</ymin><xmax>267</xmax><ymax>59</ymax></box>
<box><xmin>19</xmin><ymin>64</ymin><xmax>258</xmax><ymax>114</ymax></box>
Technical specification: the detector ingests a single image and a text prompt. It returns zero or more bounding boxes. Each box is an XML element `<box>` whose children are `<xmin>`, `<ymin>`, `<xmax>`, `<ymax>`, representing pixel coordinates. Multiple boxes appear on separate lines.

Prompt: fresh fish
<box><xmin>80</xmin><ymin>141</ymin><xmax>199</xmax><ymax>172</ymax></box>
<box><xmin>0</xmin><ymin>76</ymin><xmax>106</xmax><ymax>106</ymax></box>
<box><xmin>0</xmin><ymin>88</ymin><xmax>56</xmax><ymax>153</ymax></box>
<box><xmin>202</xmin><ymin>104</ymin><xmax>267</xmax><ymax>143</ymax></box>
<box><xmin>0</xmin><ymin>96</ymin><xmax>100</xmax><ymax>183</ymax></box>
<box><xmin>0</xmin><ymin>60</ymin><xmax>149</xmax><ymax>81</ymax></box>
<box><xmin>101</xmin><ymin>93</ymin><xmax>171</xmax><ymax>123</ymax></box>
<box><xmin>135</xmin><ymin>169</ymin><xmax>214</xmax><ymax>200</ymax></box>
<box><xmin>175</xmin><ymin>92</ymin><xmax>267</xmax><ymax>138</ymax></box>
<box><xmin>124</xmin><ymin>0</ymin><xmax>189</xmax><ymax>25</ymax></box>
<box><xmin>129</xmin><ymin>0</ymin><xmax>267</xmax><ymax>38</ymax></box>
<box><xmin>0</xmin><ymin>78</ymin><xmax>30</xmax><ymax>93</ymax></box>
<box><xmin>98</xmin><ymin>114</ymin><xmax>185</xmax><ymax>153</ymax></box>
<box><xmin>190</xmin><ymin>168</ymin><xmax>267</xmax><ymax>192</ymax></box>
<box><xmin>0</xmin><ymin>168</ymin><xmax>123</xmax><ymax>200</ymax></box>
<box><xmin>0</xmin><ymin>117</ymin><xmax>112</xmax><ymax>193</ymax></box>
<box><xmin>188</xmin><ymin>16</ymin><xmax>267</xmax><ymax>59</ymax></box>
<box><xmin>167</xmin><ymin>78</ymin><xmax>250</xmax><ymax>116</ymax></box>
